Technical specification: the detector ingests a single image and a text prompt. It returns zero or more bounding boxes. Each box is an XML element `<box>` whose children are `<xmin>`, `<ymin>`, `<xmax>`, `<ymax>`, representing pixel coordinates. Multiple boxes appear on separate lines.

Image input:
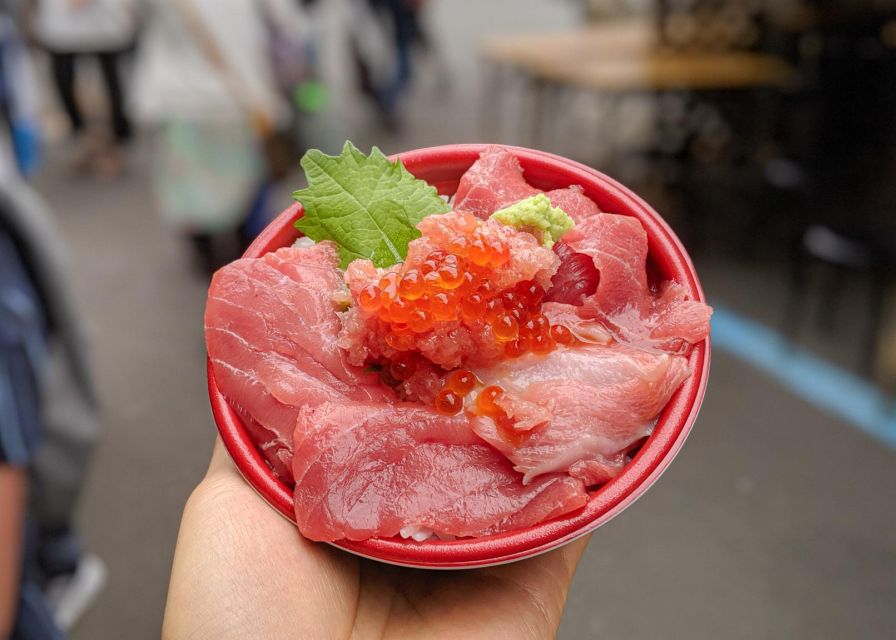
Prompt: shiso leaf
<box><xmin>293</xmin><ymin>142</ymin><xmax>451</xmax><ymax>268</ymax></box>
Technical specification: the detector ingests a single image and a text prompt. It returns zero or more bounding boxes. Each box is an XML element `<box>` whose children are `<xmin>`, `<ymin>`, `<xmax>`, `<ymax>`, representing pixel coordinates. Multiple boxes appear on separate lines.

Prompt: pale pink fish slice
<box><xmin>292</xmin><ymin>402</ymin><xmax>588</xmax><ymax>542</ymax></box>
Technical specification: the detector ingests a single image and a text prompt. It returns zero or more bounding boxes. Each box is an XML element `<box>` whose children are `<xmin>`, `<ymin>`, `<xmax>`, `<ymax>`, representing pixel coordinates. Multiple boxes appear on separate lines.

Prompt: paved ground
<box><xmin>22</xmin><ymin>1</ymin><xmax>895</xmax><ymax>638</ymax></box>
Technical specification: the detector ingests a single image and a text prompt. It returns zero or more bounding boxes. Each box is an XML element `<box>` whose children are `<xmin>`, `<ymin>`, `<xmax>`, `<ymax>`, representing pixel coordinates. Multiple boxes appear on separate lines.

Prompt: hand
<box><xmin>162</xmin><ymin>439</ymin><xmax>589</xmax><ymax>639</ymax></box>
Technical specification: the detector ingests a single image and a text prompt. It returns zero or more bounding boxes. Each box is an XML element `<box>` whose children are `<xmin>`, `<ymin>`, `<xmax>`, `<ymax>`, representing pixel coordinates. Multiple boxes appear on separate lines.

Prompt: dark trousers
<box><xmin>11</xmin><ymin>519</ymin><xmax>67</xmax><ymax>640</ymax></box>
<box><xmin>49</xmin><ymin>51</ymin><xmax>132</xmax><ymax>143</ymax></box>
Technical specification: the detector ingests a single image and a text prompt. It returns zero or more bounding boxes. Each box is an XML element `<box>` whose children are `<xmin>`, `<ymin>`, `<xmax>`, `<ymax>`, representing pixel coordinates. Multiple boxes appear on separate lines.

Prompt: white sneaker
<box><xmin>44</xmin><ymin>553</ymin><xmax>108</xmax><ymax>631</ymax></box>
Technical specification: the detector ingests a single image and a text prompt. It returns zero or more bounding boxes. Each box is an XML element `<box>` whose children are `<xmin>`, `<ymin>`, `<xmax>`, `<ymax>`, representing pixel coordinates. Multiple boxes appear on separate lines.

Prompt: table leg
<box><xmin>530</xmin><ymin>77</ymin><xmax>555</xmax><ymax>149</ymax></box>
<box><xmin>479</xmin><ymin>60</ymin><xmax>504</xmax><ymax>142</ymax></box>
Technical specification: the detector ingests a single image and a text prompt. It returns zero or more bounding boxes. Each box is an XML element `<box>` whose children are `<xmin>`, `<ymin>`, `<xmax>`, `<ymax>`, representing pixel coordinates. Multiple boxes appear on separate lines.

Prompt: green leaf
<box><xmin>292</xmin><ymin>142</ymin><xmax>451</xmax><ymax>268</ymax></box>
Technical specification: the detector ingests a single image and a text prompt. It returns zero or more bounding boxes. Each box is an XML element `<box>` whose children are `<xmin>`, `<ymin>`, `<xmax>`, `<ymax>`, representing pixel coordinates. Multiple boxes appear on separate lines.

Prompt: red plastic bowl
<box><xmin>208</xmin><ymin>144</ymin><xmax>711</xmax><ymax>569</ymax></box>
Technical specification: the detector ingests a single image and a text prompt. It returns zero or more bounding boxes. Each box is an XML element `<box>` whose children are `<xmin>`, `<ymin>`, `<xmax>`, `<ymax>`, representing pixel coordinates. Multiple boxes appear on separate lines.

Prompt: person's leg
<box><xmin>188</xmin><ymin>233</ymin><xmax>218</xmax><ymax>276</ymax></box>
<box><xmin>96</xmin><ymin>51</ymin><xmax>132</xmax><ymax>144</ymax></box>
<box><xmin>11</xmin><ymin>583</ymin><xmax>66</xmax><ymax>640</ymax></box>
<box><xmin>49</xmin><ymin>52</ymin><xmax>83</xmax><ymax>136</ymax></box>
<box><xmin>377</xmin><ymin>0</ymin><xmax>415</xmax><ymax>114</ymax></box>
<box><xmin>11</xmin><ymin>519</ymin><xmax>66</xmax><ymax>640</ymax></box>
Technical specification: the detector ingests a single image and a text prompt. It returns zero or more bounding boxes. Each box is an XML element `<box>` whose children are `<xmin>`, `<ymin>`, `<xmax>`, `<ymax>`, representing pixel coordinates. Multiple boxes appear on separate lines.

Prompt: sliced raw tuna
<box><xmin>205</xmin><ymin>243</ymin><xmax>392</xmax><ymax>482</ymax></box>
<box><xmin>545</xmin><ymin>185</ymin><xmax>601</xmax><ymax>224</ymax></box>
<box><xmin>454</xmin><ymin>146</ymin><xmax>539</xmax><ymax>217</ymax></box>
<box><xmin>541</xmin><ymin>302</ymin><xmax>613</xmax><ymax>345</ymax></box>
<box><xmin>565</xmin><ymin>214</ymin><xmax>712</xmax><ymax>352</ymax></box>
<box><xmin>565</xmin><ymin>214</ymin><xmax>651</xmax><ymax>316</ymax></box>
<box><xmin>455</xmin><ymin>146</ymin><xmax>600</xmax><ymax>222</ymax></box>
<box><xmin>472</xmin><ymin>344</ymin><xmax>691</xmax><ymax>485</ymax></box>
<box><xmin>543</xmin><ymin>241</ymin><xmax>600</xmax><ymax>306</ymax></box>
<box><xmin>338</xmin><ymin>211</ymin><xmax>559</xmax><ymax>371</ymax></box>
<box><xmin>292</xmin><ymin>402</ymin><xmax>589</xmax><ymax>541</ymax></box>
<box><xmin>649</xmin><ymin>281</ymin><xmax>715</xmax><ymax>349</ymax></box>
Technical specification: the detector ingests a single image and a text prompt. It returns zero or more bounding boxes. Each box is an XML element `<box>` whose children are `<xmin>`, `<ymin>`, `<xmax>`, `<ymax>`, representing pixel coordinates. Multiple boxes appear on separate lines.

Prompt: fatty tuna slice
<box><xmin>205</xmin><ymin>243</ymin><xmax>391</xmax><ymax>482</ymax></box>
<box><xmin>472</xmin><ymin>344</ymin><xmax>691</xmax><ymax>485</ymax></box>
<box><xmin>565</xmin><ymin>214</ymin><xmax>712</xmax><ymax>352</ymax></box>
<box><xmin>292</xmin><ymin>402</ymin><xmax>588</xmax><ymax>541</ymax></box>
<box><xmin>454</xmin><ymin>146</ymin><xmax>600</xmax><ymax>223</ymax></box>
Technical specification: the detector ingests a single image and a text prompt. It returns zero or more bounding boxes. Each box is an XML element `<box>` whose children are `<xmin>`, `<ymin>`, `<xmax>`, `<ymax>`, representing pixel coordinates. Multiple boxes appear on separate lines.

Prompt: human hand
<box><xmin>162</xmin><ymin>439</ymin><xmax>589</xmax><ymax>639</ymax></box>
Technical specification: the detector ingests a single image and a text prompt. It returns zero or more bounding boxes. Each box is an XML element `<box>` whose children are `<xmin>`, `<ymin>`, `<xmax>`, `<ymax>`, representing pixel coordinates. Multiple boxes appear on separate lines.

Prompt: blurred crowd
<box><xmin>1</xmin><ymin>0</ymin><xmax>437</xmax><ymax>271</ymax></box>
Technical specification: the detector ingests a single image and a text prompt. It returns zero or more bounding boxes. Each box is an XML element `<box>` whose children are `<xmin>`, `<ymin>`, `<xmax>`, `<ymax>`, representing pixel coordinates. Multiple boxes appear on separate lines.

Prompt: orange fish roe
<box><xmin>429</xmin><ymin>291</ymin><xmax>455</xmax><ymax>320</ymax></box>
<box><xmin>460</xmin><ymin>292</ymin><xmax>485</xmax><ymax>321</ymax></box>
<box><xmin>492</xmin><ymin>314</ymin><xmax>519</xmax><ymax>342</ymax></box>
<box><xmin>347</xmin><ymin>212</ymin><xmax>584</xmax><ymax>414</ymax></box>
<box><xmin>550</xmin><ymin>324</ymin><xmax>576</xmax><ymax>346</ymax></box>
<box><xmin>398</xmin><ymin>271</ymin><xmax>425</xmax><ymax>300</ymax></box>
<box><xmin>358</xmin><ymin>285</ymin><xmax>381</xmax><ymax>313</ymax></box>
<box><xmin>446</xmin><ymin>369</ymin><xmax>477</xmax><ymax>395</ymax></box>
<box><xmin>408</xmin><ymin>308</ymin><xmax>433</xmax><ymax>333</ymax></box>
<box><xmin>470</xmin><ymin>385</ymin><xmax>527</xmax><ymax>446</ymax></box>
<box><xmin>434</xmin><ymin>388</ymin><xmax>463</xmax><ymax>415</ymax></box>
<box><xmin>495</xmin><ymin>414</ymin><xmax>529</xmax><ymax>447</ymax></box>
<box><xmin>389</xmin><ymin>353</ymin><xmax>417</xmax><ymax>381</ymax></box>
<box><xmin>532</xmin><ymin>332</ymin><xmax>555</xmax><ymax>355</ymax></box>
<box><xmin>384</xmin><ymin>331</ymin><xmax>414</xmax><ymax>351</ymax></box>
<box><xmin>504</xmin><ymin>336</ymin><xmax>529</xmax><ymax>358</ymax></box>
<box><xmin>476</xmin><ymin>385</ymin><xmax>504</xmax><ymax>416</ymax></box>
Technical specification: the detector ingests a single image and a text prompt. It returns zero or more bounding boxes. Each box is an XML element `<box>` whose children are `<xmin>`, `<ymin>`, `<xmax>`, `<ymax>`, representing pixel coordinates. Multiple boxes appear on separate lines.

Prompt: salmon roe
<box><xmin>389</xmin><ymin>353</ymin><xmax>417</xmax><ymax>381</ymax></box>
<box><xmin>434</xmin><ymin>388</ymin><xmax>463</xmax><ymax>415</ymax></box>
<box><xmin>476</xmin><ymin>385</ymin><xmax>504</xmax><ymax>416</ymax></box>
<box><xmin>354</xmin><ymin>213</ymin><xmax>584</xmax><ymax>414</ymax></box>
<box><xmin>398</xmin><ymin>271</ymin><xmax>425</xmax><ymax>300</ymax></box>
<box><xmin>550</xmin><ymin>324</ymin><xmax>575</xmax><ymax>345</ymax></box>
<box><xmin>446</xmin><ymin>369</ymin><xmax>477</xmax><ymax>395</ymax></box>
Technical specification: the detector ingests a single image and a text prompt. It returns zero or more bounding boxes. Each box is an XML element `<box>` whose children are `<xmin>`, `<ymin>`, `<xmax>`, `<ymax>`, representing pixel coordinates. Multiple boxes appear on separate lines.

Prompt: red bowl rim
<box><xmin>208</xmin><ymin>143</ymin><xmax>711</xmax><ymax>569</ymax></box>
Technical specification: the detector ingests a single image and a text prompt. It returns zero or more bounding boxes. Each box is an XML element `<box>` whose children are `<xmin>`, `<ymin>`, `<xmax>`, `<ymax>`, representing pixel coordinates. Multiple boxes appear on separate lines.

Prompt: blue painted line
<box><xmin>710</xmin><ymin>304</ymin><xmax>896</xmax><ymax>449</ymax></box>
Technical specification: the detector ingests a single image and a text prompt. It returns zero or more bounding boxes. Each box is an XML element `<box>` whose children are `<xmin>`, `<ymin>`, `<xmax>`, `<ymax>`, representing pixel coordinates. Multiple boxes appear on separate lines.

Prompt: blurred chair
<box><xmin>784</xmin><ymin>224</ymin><xmax>895</xmax><ymax>378</ymax></box>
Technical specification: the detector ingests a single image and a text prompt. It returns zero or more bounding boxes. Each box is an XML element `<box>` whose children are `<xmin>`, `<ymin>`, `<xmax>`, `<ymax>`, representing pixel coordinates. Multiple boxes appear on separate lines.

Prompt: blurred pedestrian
<box><xmin>28</xmin><ymin>0</ymin><xmax>138</xmax><ymax>178</ymax></box>
<box><xmin>352</xmin><ymin>0</ymin><xmax>429</xmax><ymax>129</ymax></box>
<box><xmin>131</xmin><ymin>0</ymin><xmax>309</xmax><ymax>274</ymax></box>
<box><xmin>0</xmin><ymin>179</ymin><xmax>106</xmax><ymax>637</ymax></box>
<box><xmin>0</xmin><ymin>6</ymin><xmax>42</xmax><ymax>181</ymax></box>
<box><xmin>0</xmin><ymin>219</ymin><xmax>62</xmax><ymax>640</ymax></box>
<box><xmin>1</xmin><ymin>32</ymin><xmax>106</xmax><ymax>629</ymax></box>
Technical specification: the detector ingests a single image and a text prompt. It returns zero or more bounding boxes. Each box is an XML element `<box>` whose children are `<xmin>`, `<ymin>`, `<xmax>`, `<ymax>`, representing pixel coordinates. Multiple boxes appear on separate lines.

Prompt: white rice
<box><xmin>292</xmin><ymin>237</ymin><xmax>316</xmax><ymax>249</ymax></box>
<box><xmin>398</xmin><ymin>525</ymin><xmax>457</xmax><ymax>542</ymax></box>
<box><xmin>399</xmin><ymin>524</ymin><xmax>435</xmax><ymax>542</ymax></box>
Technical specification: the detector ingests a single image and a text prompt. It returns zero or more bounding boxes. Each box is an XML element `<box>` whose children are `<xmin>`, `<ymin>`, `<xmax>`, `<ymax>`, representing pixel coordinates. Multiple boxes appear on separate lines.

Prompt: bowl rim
<box><xmin>208</xmin><ymin>143</ymin><xmax>711</xmax><ymax>569</ymax></box>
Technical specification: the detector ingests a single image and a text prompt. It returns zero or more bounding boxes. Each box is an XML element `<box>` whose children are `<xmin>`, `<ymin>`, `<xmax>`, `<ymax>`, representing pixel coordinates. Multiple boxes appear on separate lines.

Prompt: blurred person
<box><xmin>0</xmin><ymin>180</ymin><xmax>106</xmax><ymax>637</ymax></box>
<box><xmin>1</xmin><ymin>7</ymin><xmax>105</xmax><ymax>636</ymax></box>
<box><xmin>0</xmin><ymin>3</ymin><xmax>41</xmax><ymax>181</ymax></box>
<box><xmin>162</xmin><ymin>439</ymin><xmax>589</xmax><ymax>640</ymax></box>
<box><xmin>28</xmin><ymin>0</ymin><xmax>137</xmax><ymax>178</ymax></box>
<box><xmin>351</xmin><ymin>0</ymin><xmax>429</xmax><ymax>129</ymax></box>
<box><xmin>131</xmin><ymin>0</ymin><xmax>309</xmax><ymax>275</ymax></box>
<box><xmin>0</xmin><ymin>185</ymin><xmax>106</xmax><ymax>637</ymax></box>
<box><xmin>0</xmin><ymin>222</ymin><xmax>59</xmax><ymax>640</ymax></box>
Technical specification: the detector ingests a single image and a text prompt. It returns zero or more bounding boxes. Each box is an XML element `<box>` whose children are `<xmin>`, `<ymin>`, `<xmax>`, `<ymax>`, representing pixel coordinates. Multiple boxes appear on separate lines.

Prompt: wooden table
<box><xmin>479</xmin><ymin>21</ymin><xmax>796</xmax><ymax>147</ymax></box>
<box><xmin>481</xmin><ymin>21</ymin><xmax>795</xmax><ymax>93</ymax></box>
<box><xmin>480</xmin><ymin>21</ymin><xmax>657</xmax><ymax>68</ymax></box>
